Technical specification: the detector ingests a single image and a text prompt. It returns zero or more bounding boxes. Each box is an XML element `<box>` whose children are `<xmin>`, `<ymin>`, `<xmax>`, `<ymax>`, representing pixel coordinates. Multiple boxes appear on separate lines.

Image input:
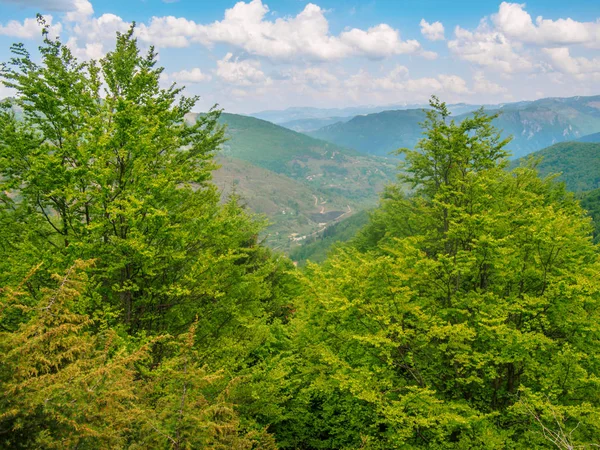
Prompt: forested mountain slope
<box><xmin>186</xmin><ymin>112</ymin><xmax>398</xmax><ymax>251</ymax></box>
<box><xmin>309</xmin><ymin>109</ymin><xmax>426</xmax><ymax>156</ymax></box>
<box><xmin>513</xmin><ymin>141</ymin><xmax>600</xmax><ymax>192</ymax></box>
<box><xmin>308</xmin><ymin>95</ymin><xmax>600</xmax><ymax>158</ymax></box>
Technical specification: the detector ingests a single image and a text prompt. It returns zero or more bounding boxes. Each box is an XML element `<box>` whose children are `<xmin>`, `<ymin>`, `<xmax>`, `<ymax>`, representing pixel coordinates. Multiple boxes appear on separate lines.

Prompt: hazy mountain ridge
<box><xmin>278</xmin><ymin>116</ymin><xmax>351</xmax><ymax>133</ymax></box>
<box><xmin>305</xmin><ymin>95</ymin><xmax>600</xmax><ymax>159</ymax></box>
<box><xmin>578</xmin><ymin>131</ymin><xmax>600</xmax><ymax>143</ymax></box>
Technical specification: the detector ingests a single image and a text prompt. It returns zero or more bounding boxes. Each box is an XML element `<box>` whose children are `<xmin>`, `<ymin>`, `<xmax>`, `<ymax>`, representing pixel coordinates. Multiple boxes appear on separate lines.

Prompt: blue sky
<box><xmin>1</xmin><ymin>0</ymin><xmax>599</xmax><ymax>113</ymax></box>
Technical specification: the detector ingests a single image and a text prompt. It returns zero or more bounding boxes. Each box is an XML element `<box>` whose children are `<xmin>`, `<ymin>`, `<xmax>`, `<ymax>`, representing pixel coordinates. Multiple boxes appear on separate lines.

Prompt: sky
<box><xmin>0</xmin><ymin>0</ymin><xmax>599</xmax><ymax>113</ymax></box>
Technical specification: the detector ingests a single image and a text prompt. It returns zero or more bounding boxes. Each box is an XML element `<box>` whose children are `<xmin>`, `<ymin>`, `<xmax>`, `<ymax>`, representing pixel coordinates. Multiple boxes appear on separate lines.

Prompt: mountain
<box><xmin>578</xmin><ymin>132</ymin><xmax>600</xmax><ymax>143</ymax></box>
<box><xmin>250</xmin><ymin>103</ymin><xmax>486</xmax><ymax>125</ymax></box>
<box><xmin>513</xmin><ymin>141</ymin><xmax>600</xmax><ymax>192</ymax></box>
<box><xmin>484</xmin><ymin>96</ymin><xmax>600</xmax><ymax>158</ymax></box>
<box><xmin>580</xmin><ymin>188</ymin><xmax>600</xmax><ymax>243</ymax></box>
<box><xmin>186</xmin><ymin>112</ymin><xmax>398</xmax><ymax>251</ymax></box>
<box><xmin>308</xmin><ymin>95</ymin><xmax>600</xmax><ymax>159</ymax></box>
<box><xmin>249</xmin><ymin>104</ymin><xmax>423</xmax><ymax>124</ymax></box>
<box><xmin>212</xmin><ymin>157</ymin><xmax>355</xmax><ymax>251</ymax></box>
<box><xmin>279</xmin><ymin>116</ymin><xmax>351</xmax><ymax>133</ymax></box>
<box><xmin>309</xmin><ymin>109</ymin><xmax>426</xmax><ymax>156</ymax></box>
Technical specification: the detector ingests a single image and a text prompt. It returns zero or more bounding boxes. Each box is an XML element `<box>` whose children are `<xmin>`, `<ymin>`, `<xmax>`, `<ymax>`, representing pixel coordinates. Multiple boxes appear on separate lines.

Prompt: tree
<box><xmin>289</xmin><ymin>98</ymin><xmax>600</xmax><ymax>448</ymax></box>
<box><xmin>0</xmin><ymin>261</ymin><xmax>145</xmax><ymax>448</ymax></box>
<box><xmin>0</xmin><ymin>261</ymin><xmax>278</xmax><ymax>449</ymax></box>
<box><xmin>0</xmin><ymin>19</ymin><xmax>289</xmax><ymax>345</ymax></box>
<box><xmin>0</xmin><ymin>19</ymin><xmax>294</xmax><ymax>448</ymax></box>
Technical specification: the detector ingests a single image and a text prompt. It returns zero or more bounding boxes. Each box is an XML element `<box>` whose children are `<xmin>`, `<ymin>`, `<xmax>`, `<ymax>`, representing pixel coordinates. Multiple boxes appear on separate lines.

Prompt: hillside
<box><xmin>484</xmin><ymin>96</ymin><xmax>600</xmax><ymax>158</ymax></box>
<box><xmin>307</xmin><ymin>95</ymin><xmax>600</xmax><ymax>159</ymax></box>
<box><xmin>513</xmin><ymin>141</ymin><xmax>600</xmax><ymax>192</ymax></box>
<box><xmin>579</xmin><ymin>132</ymin><xmax>600</xmax><ymax>143</ymax></box>
<box><xmin>186</xmin><ymin>112</ymin><xmax>398</xmax><ymax>252</ymax></box>
<box><xmin>309</xmin><ymin>109</ymin><xmax>426</xmax><ymax>156</ymax></box>
<box><xmin>288</xmin><ymin>209</ymin><xmax>370</xmax><ymax>265</ymax></box>
<box><xmin>212</xmin><ymin>157</ymin><xmax>358</xmax><ymax>251</ymax></box>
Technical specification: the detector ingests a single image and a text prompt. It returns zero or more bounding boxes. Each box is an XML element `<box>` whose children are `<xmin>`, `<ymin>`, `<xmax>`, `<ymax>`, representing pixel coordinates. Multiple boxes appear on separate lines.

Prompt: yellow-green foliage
<box><xmin>1</xmin><ymin>20</ymin><xmax>599</xmax><ymax>449</ymax></box>
<box><xmin>0</xmin><ymin>262</ymin><xmax>277</xmax><ymax>449</ymax></box>
<box><xmin>276</xmin><ymin>98</ymin><xmax>600</xmax><ymax>448</ymax></box>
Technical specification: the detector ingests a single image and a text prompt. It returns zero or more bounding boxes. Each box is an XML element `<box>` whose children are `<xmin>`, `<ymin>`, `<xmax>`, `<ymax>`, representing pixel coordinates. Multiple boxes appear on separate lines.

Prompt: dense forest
<box><xmin>1</xmin><ymin>25</ymin><xmax>599</xmax><ymax>449</ymax></box>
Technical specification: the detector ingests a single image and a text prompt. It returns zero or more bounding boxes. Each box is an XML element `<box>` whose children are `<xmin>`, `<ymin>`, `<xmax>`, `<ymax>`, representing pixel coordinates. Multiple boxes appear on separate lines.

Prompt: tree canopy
<box><xmin>1</xmin><ymin>23</ymin><xmax>599</xmax><ymax>449</ymax></box>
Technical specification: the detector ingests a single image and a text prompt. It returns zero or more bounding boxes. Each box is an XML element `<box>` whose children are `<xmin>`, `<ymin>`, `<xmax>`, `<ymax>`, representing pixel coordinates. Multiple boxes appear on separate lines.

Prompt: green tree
<box><xmin>287</xmin><ymin>98</ymin><xmax>600</xmax><ymax>448</ymax></box>
<box><xmin>0</xmin><ymin>261</ymin><xmax>278</xmax><ymax>449</ymax></box>
<box><xmin>0</xmin><ymin>19</ymin><xmax>289</xmax><ymax>345</ymax></box>
<box><xmin>0</xmin><ymin>19</ymin><xmax>295</xmax><ymax>448</ymax></box>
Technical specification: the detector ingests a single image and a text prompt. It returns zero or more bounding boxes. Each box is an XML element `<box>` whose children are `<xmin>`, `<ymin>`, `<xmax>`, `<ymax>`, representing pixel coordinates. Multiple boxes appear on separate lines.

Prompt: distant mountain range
<box><xmin>250</xmin><ymin>103</ymin><xmax>488</xmax><ymax>127</ymax></box>
<box><xmin>578</xmin><ymin>132</ymin><xmax>600</xmax><ymax>143</ymax></box>
<box><xmin>5</xmin><ymin>93</ymin><xmax>600</xmax><ymax>252</ymax></box>
<box><xmin>304</xmin><ymin>95</ymin><xmax>600</xmax><ymax>159</ymax></box>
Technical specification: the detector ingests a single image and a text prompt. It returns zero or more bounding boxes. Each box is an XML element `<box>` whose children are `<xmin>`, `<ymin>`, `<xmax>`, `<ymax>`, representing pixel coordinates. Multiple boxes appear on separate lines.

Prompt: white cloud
<box><xmin>215</xmin><ymin>53</ymin><xmax>271</xmax><ymax>86</ymax></box>
<box><xmin>472</xmin><ymin>71</ymin><xmax>507</xmax><ymax>94</ymax></box>
<box><xmin>420</xmin><ymin>19</ymin><xmax>445</xmax><ymax>41</ymax></box>
<box><xmin>543</xmin><ymin>47</ymin><xmax>600</xmax><ymax>79</ymax></box>
<box><xmin>65</xmin><ymin>0</ymin><xmax>94</xmax><ymax>22</ymax></box>
<box><xmin>135</xmin><ymin>0</ymin><xmax>428</xmax><ymax>61</ymax></box>
<box><xmin>71</xmin><ymin>13</ymin><xmax>129</xmax><ymax>43</ymax></box>
<box><xmin>0</xmin><ymin>15</ymin><xmax>62</xmax><ymax>39</ymax></box>
<box><xmin>298</xmin><ymin>67</ymin><xmax>339</xmax><ymax>88</ymax></box>
<box><xmin>0</xmin><ymin>80</ymin><xmax>15</xmax><ymax>99</ymax></box>
<box><xmin>448</xmin><ymin>21</ymin><xmax>533</xmax><ymax>73</ymax></box>
<box><xmin>344</xmin><ymin>66</ymin><xmax>470</xmax><ymax>101</ymax></box>
<box><xmin>492</xmin><ymin>2</ymin><xmax>600</xmax><ymax>47</ymax></box>
<box><xmin>66</xmin><ymin>37</ymin><xmax>104</xmax><ymax>60</ymax></box>
<box><xmin>438</xmin><ymin>74</ymin><xmax>470</xmax><ymax>93</ymax></box>
<box><xmin>163</xmin><ymin>68</ymin><xmax>212</xmax><ymax>84</ymax></box>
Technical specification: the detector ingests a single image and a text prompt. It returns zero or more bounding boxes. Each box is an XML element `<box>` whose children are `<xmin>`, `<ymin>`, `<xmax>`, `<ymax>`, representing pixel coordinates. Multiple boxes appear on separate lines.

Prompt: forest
<box><xmin>1</xmin><ymin>25</ymin><xmax>599</xmax><ymax>449</ymax></box>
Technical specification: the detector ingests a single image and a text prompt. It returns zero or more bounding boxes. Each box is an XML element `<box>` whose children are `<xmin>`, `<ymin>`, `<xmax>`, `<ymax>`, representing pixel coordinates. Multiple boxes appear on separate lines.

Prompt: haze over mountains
<box><xmin>192</xmin><ymin>94</ymin><xmax>600</xmax><ymax>253</ymax></box>
<box><xmin>185</xmin><ymin>112</ymin><xmax>397</xmax><ymax>251</ymax></box>
<box><xmin>258</xmin><ymin>95</ymin><xmax>600</xmax><ymax>158</ymax></box>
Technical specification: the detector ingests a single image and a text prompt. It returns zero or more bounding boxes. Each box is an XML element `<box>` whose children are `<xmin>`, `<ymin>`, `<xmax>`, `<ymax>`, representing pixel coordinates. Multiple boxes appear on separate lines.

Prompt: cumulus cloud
<box><xmin>472</xmin><ymin>71</ymin><xmax>507</xmax><ymax>94</ymax></box>
<box><xmin>66</xmin><ymin>37</ymin><xmax>104</xmax><ymax>60</ymax></box>
<box><xmin>492</xmin><ymin>2</ymin><xmax>600</xmax><ymax>47</ymax></box>
<box><xmin>543</xmin><ymin>47</ymin><xmax>600</xmax><ymax>79</ymax></box>
<box><xmin>65</xmin><ymin>0</ymin><xmax>94</xmax><ymax>22</ymax></box>
<box><xmin>344</xmin><ymin>66</ymin><xmax>470</xmax><ymax>101</ymax></box>
<box><xmin>163</xmin><ymin>68</ymin><xmax>212</xmax><ymax>84</ymax></box>
<box><xmin>294</xmin><ymin>67</ymin><xmax>339</xmax><ymax>88</ymax></box>
<box><xmin>448</xmin><ymin>21</ymin><xmax>533</xmax><ymax>73</ymax></box>
<box><xmin>438</xmin><ymin>74</ymin><xmax>470</xmax><ymax>93</ymax></box>
<box><xmin>0</xmin><ymin>15</ymin><xmax>62</xmax><ymax>39</ymax></box>
<box><xmin>420</xmin><ymin>19</ymin><xmax>445</xmax><ymax>41</ymax></box>
<box><xmin>216</xmin><ymin>53</ymin><xmax>271</xmax><ymax>86</ymax></box>
<box><xmin>136</xmin><ymin>0</ymin><xmax>428</xmax><ymax>61</ymax></box>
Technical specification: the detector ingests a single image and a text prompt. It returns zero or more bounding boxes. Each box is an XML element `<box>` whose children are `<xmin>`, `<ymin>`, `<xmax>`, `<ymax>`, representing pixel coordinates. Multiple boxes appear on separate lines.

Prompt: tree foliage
<box><xmin>1</xmin><ymin>21</ymin><xmax>599</xmax><ymax>449</ymax></box>
<box><xmin>280</xmin><ymin>98</ymin><xmax>600</xmax><ymax>448</ymax></box>
<box><xmin>0</xmin><ymin>19</ymin><xmax>293</xmax><ymax>448</ymax></box>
